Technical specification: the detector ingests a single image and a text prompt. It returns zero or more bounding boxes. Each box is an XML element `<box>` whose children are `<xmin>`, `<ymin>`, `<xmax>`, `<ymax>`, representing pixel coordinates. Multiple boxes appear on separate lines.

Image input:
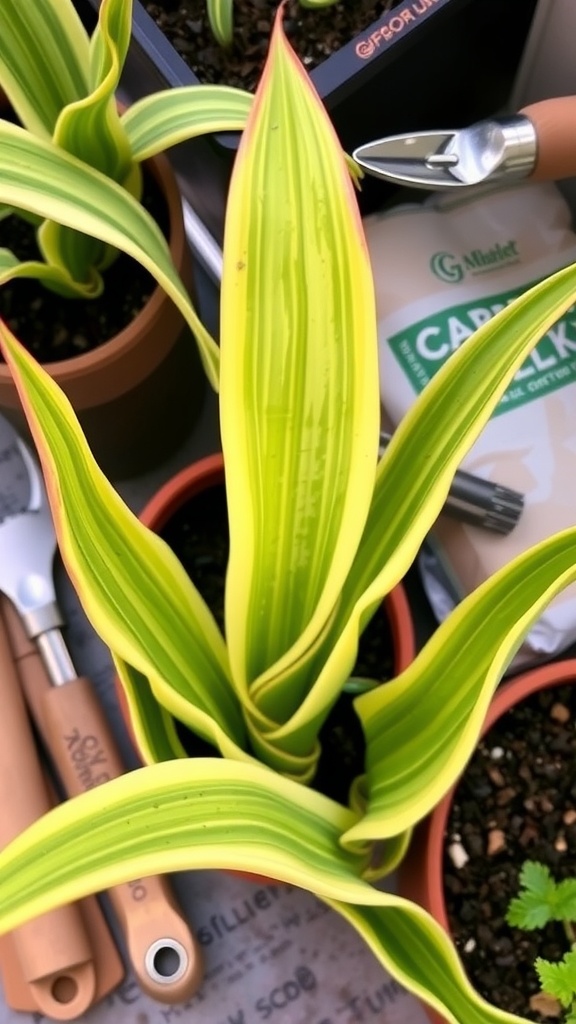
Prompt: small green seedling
<box><xmin>507</xmin><ymin>860</ymin><xmax>576</xmax><ymax>1022</ymax></box>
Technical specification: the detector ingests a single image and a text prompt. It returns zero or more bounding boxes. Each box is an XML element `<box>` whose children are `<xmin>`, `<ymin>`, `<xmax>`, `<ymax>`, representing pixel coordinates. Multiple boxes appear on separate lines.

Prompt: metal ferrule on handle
<box><xmin>378</xmin><ymin>432</ymin><xmax>524</xmax><ymax>534</ymax></box>
<box><xmin>18</xmin><ymin>601</ymin><xmax>77</xmax><ymax>686</ymax></box>
<box><xmin>439</xmin><ymin>114</ymin><xmax>537</xmax><ymax>186</ymax></box>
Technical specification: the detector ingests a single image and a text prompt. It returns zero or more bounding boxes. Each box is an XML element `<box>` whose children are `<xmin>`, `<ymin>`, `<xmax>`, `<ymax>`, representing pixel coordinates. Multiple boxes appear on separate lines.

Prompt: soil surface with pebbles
<box><xmin>444</xmin><ymin>681</ymin><xmax>576</xmax><ymax>1021</ymax></box>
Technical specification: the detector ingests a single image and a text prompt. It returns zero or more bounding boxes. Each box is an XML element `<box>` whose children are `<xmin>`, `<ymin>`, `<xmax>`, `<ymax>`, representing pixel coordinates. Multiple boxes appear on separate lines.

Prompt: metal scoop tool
<box><xmin>353</xmin><ymin>96</ymin><xmax>576</xmax><ymax>190</ymax></box>
<box><xmin>0</xmin><ymin>415</ymin><xmax>204</xmax><ymax>1005</ymax></box>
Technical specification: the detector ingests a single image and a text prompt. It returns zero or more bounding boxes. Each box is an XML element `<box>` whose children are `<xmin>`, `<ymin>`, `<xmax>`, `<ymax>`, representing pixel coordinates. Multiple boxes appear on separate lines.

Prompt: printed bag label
<box><xmin>386</xmin><ymin>281</ymin><xmax>576</xmax><ymax>416</ymax></box>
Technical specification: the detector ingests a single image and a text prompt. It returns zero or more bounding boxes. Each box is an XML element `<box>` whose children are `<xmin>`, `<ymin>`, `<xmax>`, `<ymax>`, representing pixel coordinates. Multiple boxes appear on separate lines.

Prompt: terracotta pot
<box><xmin>398</xmin><ymin>658</ymin><xmax>576</xmax><ymax>1024</ymax></box>
<box><xmin>0</xmin><ymin>151</ymin><xmax>205</xmax><ymax>480</ymax></box>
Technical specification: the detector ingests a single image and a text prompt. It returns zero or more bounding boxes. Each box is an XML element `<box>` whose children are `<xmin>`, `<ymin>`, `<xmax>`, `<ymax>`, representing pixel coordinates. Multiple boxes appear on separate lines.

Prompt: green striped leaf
<box><xmin>0</xmin><ymin>326</ymin><xmax>248</xmax><ymax>761</ymax></box>
<box><xmin>0</xmin><ymin>248</ymin><xmax>102</xmax><ymax>297</ymax></box>
<box><xmin>114</xmin><ymin>657</ymin><xmax>189</xmax><ymax>763</ymax></box>
<box><xmin>51</xmin><ymin>0</ymin><xmax>134</xmax><ymax>184</ymax></box>
<box><xmin>89</xmin><ymin>0</ymin><xmax>132</xmax><ymax>95</ymax></box>
<box><xmin>0</xmin><ymin>0</ymin><xmax>89</xmax><ymax>136</ymax></box>
<box><xmin>220</xmin><ymin>10</ymin><xmax>380</xmax><ymax>726</ymax></box>
<box><xmin>344</xmin><ymin>525</ymin><xmax>576</xmax><ymax>847</ymax></box>
<box><xmin>0</xmin><ymin>759</ymin><xmax>363</xmax><ymax>925</ymax></box>
<box><xmin>0</xmin><ymin>758</ymin><xmax>529</xmax><ymax>1024</ymax></box>
<box><xmin>121</xmin><ymin>89</ymin><xmax>360</xmax><ymax>186</ymax></box>
<box><xmin>0</xmin><ymin>120</ymin><xmax>220</xmax><ymax>386</ymax></box>
<box><xmin>329</xmin><ymin>900</ymin><xmax>528</xmax><ymax>1024</ymax></box>
<box><xmin>337</xmin><ymin>262</ymin><xmax>576</xmax><ymax>626</ymax></box>
<box><xmin>121</xmin><ymin>86</ymin><xmax>253</xmax><ymax>161</ymax></box>
<box><xmin>43</xmin><ymin>0</ymin><xmax>138</xmax><ymax>283</ymax></box>
<box><xmin>206</xmin><ymin>0</ymin><xmax>235</xmax><ymax>46</ymax></box>
<box><xmin>253</xmin><ymin>262</ymin><xmax>576</xmax><ymax>757</ymax></box>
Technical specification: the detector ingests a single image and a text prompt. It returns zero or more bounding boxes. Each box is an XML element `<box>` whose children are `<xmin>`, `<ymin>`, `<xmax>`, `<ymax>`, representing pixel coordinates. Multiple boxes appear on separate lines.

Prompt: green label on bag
<box><xmin>387</xmin><ymin>282</ymin><xmax>576</xmax><ymax>415</ymax></box>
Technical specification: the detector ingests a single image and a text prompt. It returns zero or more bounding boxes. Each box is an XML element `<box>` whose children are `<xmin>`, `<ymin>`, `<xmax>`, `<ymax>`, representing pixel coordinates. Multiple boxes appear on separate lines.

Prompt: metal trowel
<box><xmin>0</xmin><ymin>414</ymin><xmax>204</xmax><ymax>1006</ymax></box>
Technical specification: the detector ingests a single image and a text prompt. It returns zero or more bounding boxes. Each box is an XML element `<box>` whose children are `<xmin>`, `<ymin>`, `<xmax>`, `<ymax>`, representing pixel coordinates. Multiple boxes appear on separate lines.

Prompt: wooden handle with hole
<box><xmin>2</xmin><ymin>598</ymin><xmax>203</xmax><ymax>1004</ymax></box>
<box><xmin>520</xmin><ymin>96</ymin><xmax>576</xmax><ymax>182</ymax></box>
<box><xmin>0</xmin><ymin>607</ymin><xmax>98</xmax><ymax>1019</ymax></box>
<box><xmin>30</xmin><ymin>668</ymin><xmax>203</xmax><ymax>1004</ymax></box>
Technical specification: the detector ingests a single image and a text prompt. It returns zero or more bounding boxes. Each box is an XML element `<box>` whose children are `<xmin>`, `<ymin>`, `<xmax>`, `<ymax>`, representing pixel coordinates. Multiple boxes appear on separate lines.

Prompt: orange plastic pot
<box><xmin>398</xmin><ymin>658</ymin><xmax>576</xmax><ymax>1024</ymax></box>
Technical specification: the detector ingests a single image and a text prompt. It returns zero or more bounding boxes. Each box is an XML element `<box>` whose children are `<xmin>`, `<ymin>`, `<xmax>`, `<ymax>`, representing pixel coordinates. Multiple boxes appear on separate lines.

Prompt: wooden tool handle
<box><xmin>0</xmin><ymin>610</ymin><xmax>98</xmax><ymax>1019</ymax></box>
<box><xmin>521</xmin><ymin>96</ymin><xmax>576</xmax><ymax>182</ymax></box>
<box><xmin>40</xmin><ymin>675</ymin><xmax>203</xmax><ymax>1003</ymax></box>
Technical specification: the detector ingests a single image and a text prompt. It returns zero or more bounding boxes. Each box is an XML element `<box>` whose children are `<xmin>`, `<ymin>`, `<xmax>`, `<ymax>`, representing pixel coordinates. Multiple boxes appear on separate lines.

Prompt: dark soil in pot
<box><xmin>443</xmin><ymin>681</ymin><xmax>576</xmax><ymax>1022</ymax></box>
<box><xmin>0</xmin><ymin>171</ymin><xmax>168</xmax><ymax>362</ymax></box>
<box><xmin>144</xmin><ymin>0</ymin><xmax>403</xmax><ymax>92</ymax></box>
<box><xmin>160</xmin><ymin>480</ymin><xmax>396</xmax><ymax>804</ymax></box>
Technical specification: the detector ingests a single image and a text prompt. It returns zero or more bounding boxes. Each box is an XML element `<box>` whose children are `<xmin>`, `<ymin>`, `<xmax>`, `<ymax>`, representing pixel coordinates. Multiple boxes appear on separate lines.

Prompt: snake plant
<box><xmin>0</xmin><ymin>0</ymin><xmax>253</xmax><ymax>388</ymax></box>
<box><xmin>0</xmin><ymin>8</ymin><xmax>575</xmax><ymax>1024</ymax></box>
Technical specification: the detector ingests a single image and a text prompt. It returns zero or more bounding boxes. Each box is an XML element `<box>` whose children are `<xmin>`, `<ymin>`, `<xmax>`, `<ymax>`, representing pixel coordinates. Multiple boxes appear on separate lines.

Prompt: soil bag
<box><xmin>365</xmin><ymin>181</ymin><xmax>576</xmax><ymax>666</ymax></box>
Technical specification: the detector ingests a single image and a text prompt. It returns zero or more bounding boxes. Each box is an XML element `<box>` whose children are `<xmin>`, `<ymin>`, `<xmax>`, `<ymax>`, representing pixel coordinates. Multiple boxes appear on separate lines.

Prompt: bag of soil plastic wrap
<box><xmin>365</xmin><ymin>180</ymin><xmax>576</xmax><ymax>667</ymax></box>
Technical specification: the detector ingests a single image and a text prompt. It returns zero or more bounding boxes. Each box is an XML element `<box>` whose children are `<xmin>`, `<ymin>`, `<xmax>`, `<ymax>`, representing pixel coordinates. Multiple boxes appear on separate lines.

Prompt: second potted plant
<box><xmin>400</xmin><ymin>659</ymin><xmax>576</xmax><ymax>1023</ymax></box>
<box><xmin>0</xmin><ymin>0</ymin><xmax>252</xmax><ymax>475</ymax></box>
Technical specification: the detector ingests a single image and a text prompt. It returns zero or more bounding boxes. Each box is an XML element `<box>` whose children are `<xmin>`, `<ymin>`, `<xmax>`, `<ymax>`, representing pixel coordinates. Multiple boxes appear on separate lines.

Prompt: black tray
<box><xmin>78</xmin><ymin>0</ymin><xmax>539</xmax><ymax>253</ymax></box>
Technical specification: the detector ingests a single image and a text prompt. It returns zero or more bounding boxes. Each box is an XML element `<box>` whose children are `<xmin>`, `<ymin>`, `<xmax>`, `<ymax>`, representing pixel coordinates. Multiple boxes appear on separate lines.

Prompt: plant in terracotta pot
<box><xmin>0</xmin><ymin>0</ymin><xmax>253</xmax><ymax>475</ymax></box>
<box><xmin>399</xmin><ymin>659</ymin><xmax>576</xmax><ymax>1024</ymax></box>
<box><xmin>2</xmin><ymin>11</ymin><xmax>576</xmax><ymax>1024</ymax></box>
